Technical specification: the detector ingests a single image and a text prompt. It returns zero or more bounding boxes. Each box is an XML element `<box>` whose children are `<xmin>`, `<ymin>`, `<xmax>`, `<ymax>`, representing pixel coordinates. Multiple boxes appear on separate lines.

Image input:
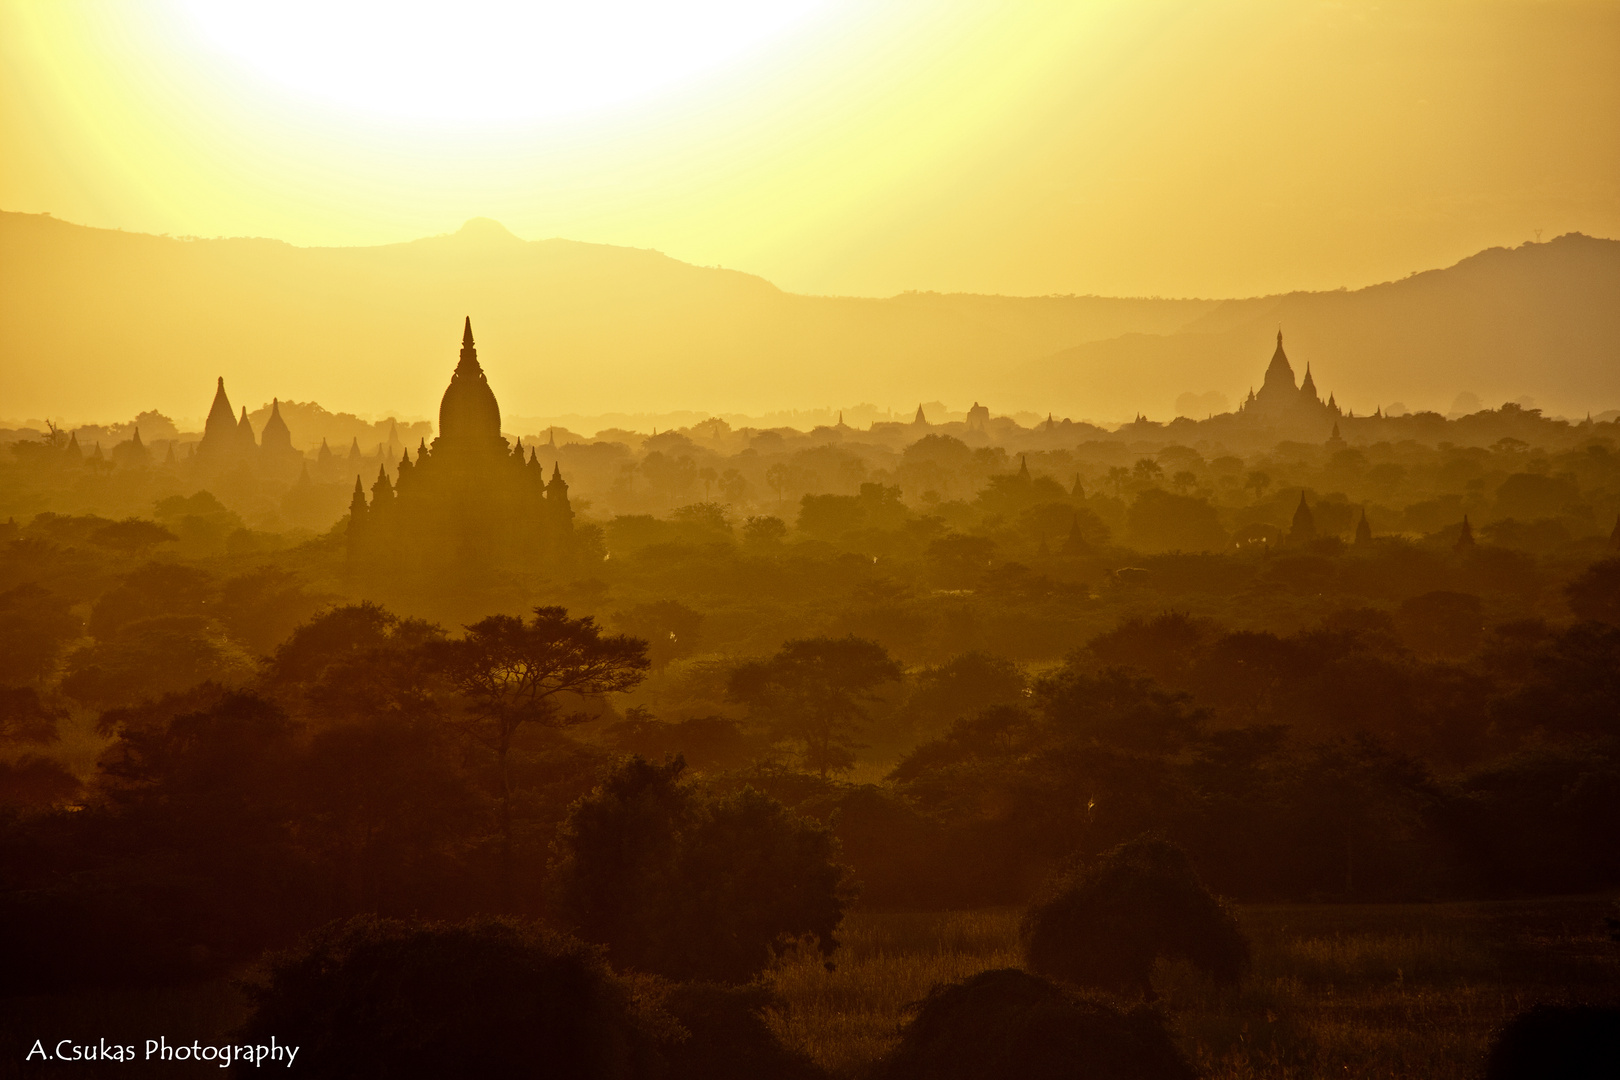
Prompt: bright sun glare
<box><xmin>176</xmin><ymin>0</ymin><xmax>829</xmax><ymax>123</ymax></box>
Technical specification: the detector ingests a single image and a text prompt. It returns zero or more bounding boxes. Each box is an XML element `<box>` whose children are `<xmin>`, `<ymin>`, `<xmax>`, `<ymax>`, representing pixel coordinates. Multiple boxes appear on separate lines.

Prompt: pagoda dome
<box><xmin>438</xmin><ymin>317</ymin><xmax>503</xmax><ymax>446</ymax></box>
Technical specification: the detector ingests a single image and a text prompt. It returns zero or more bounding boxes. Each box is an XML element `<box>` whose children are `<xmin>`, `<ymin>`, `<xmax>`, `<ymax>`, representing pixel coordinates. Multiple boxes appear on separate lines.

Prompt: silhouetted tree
<box><xmin>614</xmin><ymin>600</ymin><xmax>703</xmax><ymax>669</ymax></box>
<box><xmin>1395</xmin><ymin>590</ymin><xmax>1484</xmax><ymax>659</ymax></box>
<box><xmin>729</xmin><ymin>636</ymin><xmax>902</xmax><ymax>778</ymax></box>
<box><xmin>429</xmin><ymin>607</ymin><xmax>649</xmax><ymax>895</ymax></box>
<box><xmin>1565</xmin><ymin>558</ymin><xmax>1620</xmax><ymax>624</ymax></box>
<box><xmin>899</xmin><ymin>651</ymin><xmax>1026</xmax><ymax>738</ymax></box>
<box><xmin>239</xmin><ymin>917</ymin><xmax>665</xmax><ymax>1080</ymax></box>
<box><xmin>88</xmin><ymin>518</ymin><xmax>177</xmax><ymax>553</ymax></box>
<box><xmin>549</xmin><ymin>756</ymin><xmax>851</xmax><ymax>982</ymax></box>
<box><xmin>0</xmin><ymin>685</ymin><xmax>66</xmax><ymax>744</ymax></box>
<box><xmin>874</xmin><ymin>968</ymin><xmax>1195</xmax><ymax>1080</ymax></box>
<box><xmin>0</xmin><ymin>583</ymin><xmax>81</xmax><ymax>685</ymax></box>
<box><xmin>1021</xmin><ymin>837</ymin><xmax>1248</xmax><ymax>998</ymax></box>
<box><xmin>661</xmin><ymin>982</ymin><xmax>824</xmax><ymax>1080</ymax></box>
<box><xmin>1483</xmin><ymin>1004</ymin><xmax>1620</xmax><ymax>1080</ymax></box>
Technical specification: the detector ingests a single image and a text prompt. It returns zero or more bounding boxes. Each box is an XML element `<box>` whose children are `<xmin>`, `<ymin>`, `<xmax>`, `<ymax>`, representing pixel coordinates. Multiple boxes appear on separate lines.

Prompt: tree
<box><xmin>876</xmin><ymin>968</ymin><xmax>1195</xmax><ymax>1080</ymax></box>
<box><xmin>89</xmin><ymin>518</ymin><xmax>177</xmax><ymax>553</ymax></box>
<box><xmin>428</xmin><ymin>607</ymin><xmax>650</xmax><ymax>892</ymax></box>
<box><xmin>900</xmin><ymin>651</ymin><xmax>1026</xmax><ymax>738</ymax></box>
<box><xmin>1021</xmin><ymin>837</ymin><xmax>1249</xmax><ymax>998</ymax></box>
<box><xmin>1565</xmin><ymin>558</ymin><xmax>1620</xmax><ymax>624</ymax></box>
<box><xmin>764</xmin><ymin>462</ymin><xmax>792</xmax><ymax>507</ymax></box>
<box><xmin>614</xmin><ymin>601</ymin><xmax>703</xmax><ymax>669</ymax></box>
<box><xmin>1132</xmin><ymin>458</ymin><xmax>1164</xmax><ymax>483</ymax></box>
<box><xmin>0</xmin><ymin>583</ymin><xmax>81</xmax><ymax>685</ymax></box>
<box><xmin>741</xmin><ymin>515</ymin><xmax>787</xmax><ymax>547</ymax></box>
<box><xmin>239</xmin><ymin>917</ymin><xmax>664</xmax><ymax>1080</ymax></box>
<box><xmin>729</xmin><ymin>636</ymin><xmax>902</xmax><ymax>778</ymax></box>
<box><xmin>0</xmin><ymin>685</ymin><xmax>67</xmax><ymax>745</ymax></box>
<box><xmin>1245</xmin><ymin>471</ymin><xmax>1271</xmax><ymax>501</ymax></box>
<box><xmin>1126</xmin><ymin>489</ymin><xmax>1226</xmax><ymax>552</ymax></box>
<box><xmin>549</xmin><ymin>756</ymin><xmax>851</xmax><ymax>982</ymax></box>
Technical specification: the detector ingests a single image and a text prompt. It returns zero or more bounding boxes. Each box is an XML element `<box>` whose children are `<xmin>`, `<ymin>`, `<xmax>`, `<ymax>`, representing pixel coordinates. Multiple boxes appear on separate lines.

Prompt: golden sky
<box><xmin>3</xmin><ymin>0</ymin><xmax>1617</xmax><ymax>299</ymax></box>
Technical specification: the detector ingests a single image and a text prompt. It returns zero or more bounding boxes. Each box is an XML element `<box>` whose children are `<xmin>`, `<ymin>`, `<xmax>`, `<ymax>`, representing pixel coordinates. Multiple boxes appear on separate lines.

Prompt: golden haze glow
<box><xmin>4</xmin><ymin>0</ymin><xmax>1616</xmax><ymax>301</ymax></box>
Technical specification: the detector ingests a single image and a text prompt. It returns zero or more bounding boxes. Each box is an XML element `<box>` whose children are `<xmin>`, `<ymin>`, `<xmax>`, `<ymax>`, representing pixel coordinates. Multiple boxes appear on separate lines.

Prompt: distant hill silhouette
<box><xmin>1</xmin><ymin>212</ymin><xmax>1614</xmax><ymax>422</ymax></box>
<box><xmin>1027</xmin><ymin>233</ymin><xmax>1620</xmax><ymax>419</ymax></box>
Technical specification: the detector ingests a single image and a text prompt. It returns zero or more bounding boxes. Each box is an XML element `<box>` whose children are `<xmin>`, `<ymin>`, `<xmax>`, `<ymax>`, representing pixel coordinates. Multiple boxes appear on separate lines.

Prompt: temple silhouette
<box><xmin>346</xmin><ymin>318</ymin><xmax>575</xmax><ymax>574</ymax></box>
<box><xmin>1237</xmin><ymin>331</ymin><xmax>1341</xmax><ymax>425</ymax></box>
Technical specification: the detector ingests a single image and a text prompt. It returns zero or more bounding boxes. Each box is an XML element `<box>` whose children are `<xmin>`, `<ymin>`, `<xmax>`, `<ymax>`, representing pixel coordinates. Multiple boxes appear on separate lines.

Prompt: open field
<box><xmin>767</xmin><ymin>896</ymin><xmax>1620</xmax><ymax>1079</ymax></box>
<box><xmin>3</xmin><ymin>896</ymin><xmax>1614</xmax><ymax>1078</ymax></box>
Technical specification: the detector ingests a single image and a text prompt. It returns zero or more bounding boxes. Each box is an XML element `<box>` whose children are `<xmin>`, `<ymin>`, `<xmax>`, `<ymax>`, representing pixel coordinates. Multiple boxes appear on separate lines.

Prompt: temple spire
<box><xmin>463</xmin><ymin>316</ymin><xmax>474</xmax><ymax>347</ymax></box>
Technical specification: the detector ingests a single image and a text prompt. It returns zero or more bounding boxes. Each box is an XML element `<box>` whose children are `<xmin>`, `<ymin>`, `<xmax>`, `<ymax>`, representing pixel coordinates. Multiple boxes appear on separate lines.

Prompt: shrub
<box><xmin>1483</xmin><ymin>1003</ymin><xmax>1620</xmax><ymax>1080</ymax></box>
<box><xmin>238</xmin><ymin>916</ymin><xmax>664</xmax><ymax>1080</ymax></box>
<box><xmin>660</xmin><ymin>982</ymin><xmax>823</xmax><ymax>1080</ymax></box>
<box><xmin>1021</xmin><ymin>837</ymin><xmax>1248</xmax><ymax>997</ymax></box>
<box><xmin>874</xmin><ymin>968</ymin><xmax>1195</xmax><ymax>1080</ymax></box>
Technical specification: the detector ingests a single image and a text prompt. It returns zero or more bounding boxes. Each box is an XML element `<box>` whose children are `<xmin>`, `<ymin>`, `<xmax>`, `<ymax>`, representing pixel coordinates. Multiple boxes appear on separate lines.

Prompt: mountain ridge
<box><xmin>2</xmin><ymin>211</ymin><xmax>1614</xmax><ymax>423</ymax></box>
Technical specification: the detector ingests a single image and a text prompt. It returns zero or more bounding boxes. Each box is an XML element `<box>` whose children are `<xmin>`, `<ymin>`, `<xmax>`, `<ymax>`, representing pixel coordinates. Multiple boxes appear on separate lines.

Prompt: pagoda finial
<box><xmin>463</xmin><ymin>316</ymin><xmax>474</xmax><ymax>347</ymax></box>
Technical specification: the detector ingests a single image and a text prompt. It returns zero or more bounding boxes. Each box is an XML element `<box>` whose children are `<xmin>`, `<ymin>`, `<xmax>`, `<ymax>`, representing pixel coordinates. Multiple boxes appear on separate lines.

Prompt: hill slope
<box><xmin>1</xmin><ymin>213</ymin><xmax>1614</xmax><ymax>423</ymax></box>
<box><xmin>1028</xmin><ymin>232</ymin><xmax>1620</xmax><ymax>418</ymax></box>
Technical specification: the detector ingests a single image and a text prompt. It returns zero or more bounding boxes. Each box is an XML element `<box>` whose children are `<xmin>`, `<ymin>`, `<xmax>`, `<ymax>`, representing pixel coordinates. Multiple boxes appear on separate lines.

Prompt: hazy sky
<box><xmin>3</xmin><ymin>0</ymin><xmax>1617</xmax><ymax>299</ymax></box>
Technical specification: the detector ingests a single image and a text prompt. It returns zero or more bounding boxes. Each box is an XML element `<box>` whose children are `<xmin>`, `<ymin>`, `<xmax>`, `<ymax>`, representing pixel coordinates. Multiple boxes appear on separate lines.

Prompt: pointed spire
<box><xmin>65</xmin><ymin>431</ymin><xmax>80</xmax><ymax>458</ymax></box>
<box><xmin>200</xmin><ymin>376</ymin><xmax>238</xmax><ymax>455</ymax></box>
<box><xmin>463</xmin><ymin>316</ymin><xmax>474</xmax><ymax>347</ymax></box>
<box><xmin>1063</xmin><ymin>512</ymin><xmax>1090</xmax><ymax>555</ymax></box>
<box><xmin>262</xmin><ymin>398</ymin><xmax>293</xmax><ymax>455</ymax></box>
<box><xmin>163</xmin><ymin>442</ymin><xmax>176</xmax><ymax>467</ymax></box>
<box><xmin>348</xmin><ymin>437</ymin><xmax>362</xmax><ymax>461</ymax></box>
<box><xmin>1289</xmin><ymin>491</ymin><xmax>1316</xmax><ymax>543</ymax></box>
<box><xmin>1071</xmin><ymin>473</ymin><xmax>1085</xmax><ymax>499</ymax></box>
<box><xmin>371</xmin><ymin>464</ymin><xmax>394</xmax><ymax>503</ymax></box>
<box><xmin>1355</xmin><ymin>509</ymin><xmax>1372</xmax><ymax>546</ymax></box>
<box><xmin>547</xmin><ymin>427</ymin><xmax>556</xmax><ymax>448</ymax></box>
<box><xmin>349</xmin><ymin>474</ymin><xmax>368</xmax><ymax>518</ymax></box>
<box><xmin>1017</xmin><ymin>454</ymin><xmax>1030</xmax><ymax>479</ymax></box>
<box><xmin>1454</xmin><ymin>515</ymin><xmax>1476</xmax><ymax>551</ymax></box>
<box><xmin>914</xmin><ymin>404</ymin><xmax>927</xmax><ymax>425</ymax></box>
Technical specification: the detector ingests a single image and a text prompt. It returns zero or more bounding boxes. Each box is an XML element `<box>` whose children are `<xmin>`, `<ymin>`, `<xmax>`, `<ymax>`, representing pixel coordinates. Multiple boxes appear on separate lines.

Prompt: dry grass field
<box><xmin>3</xmin><ymin>897</ymin><xmax>1614</xmax><ymax>1078</ymax></box>
<box><xmin>767</xmin><ymin>896</ymin><xmax>1620</xmax><ymax>1079</ymax></box>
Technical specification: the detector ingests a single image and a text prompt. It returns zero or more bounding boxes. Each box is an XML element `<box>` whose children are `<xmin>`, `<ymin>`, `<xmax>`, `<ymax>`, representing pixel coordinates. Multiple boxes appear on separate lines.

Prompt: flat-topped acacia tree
<box><xmin>427</xmin><ymin>606</ymin><xmax>650</xmax><ymax>897</ymax></box>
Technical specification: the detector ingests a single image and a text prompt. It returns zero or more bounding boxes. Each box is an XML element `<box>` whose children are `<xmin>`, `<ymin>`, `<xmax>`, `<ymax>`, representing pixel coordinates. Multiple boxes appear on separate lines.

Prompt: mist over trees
<box><xmin>5</xmin><ymin>372</ymin><xmax>1620</xmax><ymax>1076</ymax></box>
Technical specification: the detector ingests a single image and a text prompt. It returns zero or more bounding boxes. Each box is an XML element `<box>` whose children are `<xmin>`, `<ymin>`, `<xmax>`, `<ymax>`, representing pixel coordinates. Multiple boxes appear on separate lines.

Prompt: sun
<box><xmin>175</xmin><ymin>0</ymin><xmax>831</xmax><ymax>123</ymax></box>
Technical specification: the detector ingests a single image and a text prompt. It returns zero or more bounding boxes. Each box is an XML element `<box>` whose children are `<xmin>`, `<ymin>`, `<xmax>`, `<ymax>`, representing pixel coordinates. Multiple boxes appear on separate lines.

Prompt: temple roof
<box><xmin>438</xmin><ymin>317</ymin><xmax>503</xmax><ymax>446</ymax></box>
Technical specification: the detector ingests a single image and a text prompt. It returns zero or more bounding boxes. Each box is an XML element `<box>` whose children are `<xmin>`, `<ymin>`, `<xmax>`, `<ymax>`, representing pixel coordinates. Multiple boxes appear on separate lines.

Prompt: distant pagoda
<box><xmin>346</xmin><ymin>318</ymin><xmax>575</xmax><ymax>575</ymax></box>
<box><xmin>1237</xmin><ymin>331</ymin><xmax>1341</xmax><ymax>430</ymax></box>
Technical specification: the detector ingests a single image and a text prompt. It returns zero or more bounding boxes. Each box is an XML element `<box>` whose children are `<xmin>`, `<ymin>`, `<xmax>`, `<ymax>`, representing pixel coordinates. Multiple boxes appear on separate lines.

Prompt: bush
<box><xmin>1021</xmin><ymin>837</ymin><xmax>1248</xmax><ymax>997</ymax></box>
<box><xmin>238</xmin><ymin>916</ymin><xmax>664</xmax><ymax>1080</ymax></box>
<box><xmin>1483</xmin><ymin>1003</ymin><xmax>1620</xmax><ymax>1080</ymax></box>
<box><xmin>874</xmin><ymin>968</ymin><xmax>1195</xmax><ymax>1080</ymax></box>
<box><xmin>661</xmin><ymin>982</ymin><xmax>823</xmax><ymax>1080</ymax></box>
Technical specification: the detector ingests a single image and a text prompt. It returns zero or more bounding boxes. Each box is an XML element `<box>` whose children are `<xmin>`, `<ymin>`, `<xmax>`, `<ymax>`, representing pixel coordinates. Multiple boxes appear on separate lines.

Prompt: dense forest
<box><xmin>2</xmin><ymin>401</ymin><xmax>1618</xmax><ymax>1076</ymax></box>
